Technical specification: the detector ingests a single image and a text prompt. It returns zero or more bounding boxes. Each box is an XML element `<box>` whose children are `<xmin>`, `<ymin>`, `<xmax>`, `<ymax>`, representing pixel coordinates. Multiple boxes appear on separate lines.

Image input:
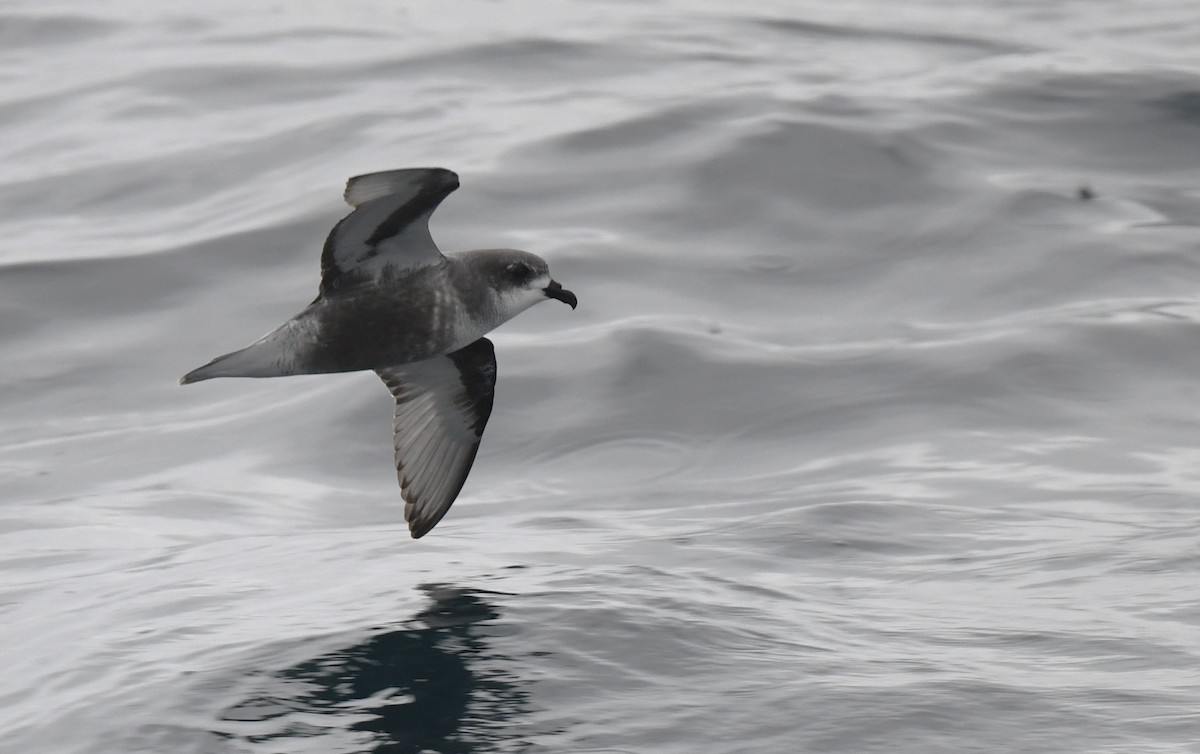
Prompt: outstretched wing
<box><xmin>376</xmin><ymin>338</ymin><xmax>497</xmax><ymax>539</ymax></box>
<box><xmin>319</xmin><ymin>167</ymin><xmax>460</xmax><ymax>295</ymax></box>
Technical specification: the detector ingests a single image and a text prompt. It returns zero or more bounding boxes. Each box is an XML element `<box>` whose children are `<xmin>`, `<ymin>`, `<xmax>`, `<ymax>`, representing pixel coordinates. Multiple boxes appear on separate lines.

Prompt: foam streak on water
<box><xmin>3</xmin><ymin>2</ymin><xmax>1200</xmax><ymax>752</ymax></box>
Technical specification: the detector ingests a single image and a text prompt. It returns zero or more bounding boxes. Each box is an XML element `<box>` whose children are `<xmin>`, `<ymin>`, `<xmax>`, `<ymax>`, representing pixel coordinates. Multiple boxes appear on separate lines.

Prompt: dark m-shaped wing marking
<box><xmin>376</xmin><ymin>337</ymin><xmax>496</xmax><ymax>539</ymax></box>
<box><xmin>319</xmin><ymin>167</ymin><xmax>460</xmax><ymax>295</ymax></box>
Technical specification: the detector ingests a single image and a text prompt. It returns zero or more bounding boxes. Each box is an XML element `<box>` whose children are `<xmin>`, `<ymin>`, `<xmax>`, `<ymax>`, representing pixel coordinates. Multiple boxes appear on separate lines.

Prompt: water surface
<box><xmin>3</xmin><ymin>2</ymin><xmax>1200</xmax><ymax>752</ymax></box>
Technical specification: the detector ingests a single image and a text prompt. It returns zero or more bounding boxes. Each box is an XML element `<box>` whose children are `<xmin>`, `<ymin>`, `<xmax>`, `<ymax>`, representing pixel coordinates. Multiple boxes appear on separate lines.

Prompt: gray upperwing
<box><xmin>376</xmin><ymin>337</ymin><xmax>497</xmax><ymax>539</ymax></box>
<box><xmin>319</xmin><ymin>167</ymin><xmax>460</xmax><ymax>295</ymax></box>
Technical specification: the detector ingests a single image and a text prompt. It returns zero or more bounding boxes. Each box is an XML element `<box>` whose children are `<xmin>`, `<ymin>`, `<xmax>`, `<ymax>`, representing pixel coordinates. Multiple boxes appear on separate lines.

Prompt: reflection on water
<box><xmin>221</xmin><ymin>585</ymin><xmax>529</xmax><ymax>753</ymax></box>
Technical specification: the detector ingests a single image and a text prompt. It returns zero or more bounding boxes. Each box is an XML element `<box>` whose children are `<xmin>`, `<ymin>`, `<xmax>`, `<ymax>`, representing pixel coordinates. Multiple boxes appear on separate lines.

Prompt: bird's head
<box><xmin>460</xmin><ymin>249</ymin><xmax>576</xmax><ymax>327</ymax></box>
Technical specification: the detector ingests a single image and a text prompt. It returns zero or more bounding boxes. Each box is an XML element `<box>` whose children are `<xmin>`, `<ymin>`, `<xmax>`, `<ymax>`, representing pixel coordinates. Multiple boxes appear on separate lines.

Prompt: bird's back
<box><xmin>303</xmin><ymin>262</ymin><xmax>476</xmax><ymax>372</ymax></box>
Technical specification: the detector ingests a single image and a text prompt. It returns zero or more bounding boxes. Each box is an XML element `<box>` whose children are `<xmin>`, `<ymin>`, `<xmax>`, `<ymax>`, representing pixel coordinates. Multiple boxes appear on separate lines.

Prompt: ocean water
<box><xmin>3</xmin><ymin>1</ymin><xmax>1200</xmax><ymax>752</ymax></box>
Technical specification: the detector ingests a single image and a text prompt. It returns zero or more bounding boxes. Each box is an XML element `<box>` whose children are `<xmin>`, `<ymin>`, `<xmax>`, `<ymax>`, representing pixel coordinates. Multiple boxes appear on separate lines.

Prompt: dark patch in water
<box><xmin>219</xmin><ymin>586</ymin><xmax>530</xmax><ymax>753</ymax></box>
<box><xmin>1153</xmin><ymin>90</ymin><xmax>1200</xmax><ymax>128</ymax></box>
<box><xmin>0</xmin><ymin>13</ymin><xmax>115</xmax><ymax>48</ymax></box>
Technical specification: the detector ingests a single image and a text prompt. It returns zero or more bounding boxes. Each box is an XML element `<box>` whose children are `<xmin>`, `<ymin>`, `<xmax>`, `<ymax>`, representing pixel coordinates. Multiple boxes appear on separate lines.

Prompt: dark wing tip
<box><xmin>343</xmin><ymin>167</ymin><xmax>460</xmax><ymax>207</ymax></box>
<box><xmin>400</xmin><ymin>446</ymin><xmax>480</xmax><ymax>540</ymax></box>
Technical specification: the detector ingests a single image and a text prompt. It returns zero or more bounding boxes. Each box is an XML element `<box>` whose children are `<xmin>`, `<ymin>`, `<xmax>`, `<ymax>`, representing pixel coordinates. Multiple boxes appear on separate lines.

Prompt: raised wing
<box><xmin>376</xmin><ymin>337</ymin><xmax>497</xmax><ymax>539</ymax></box>
<box><xmin>319</xmin><ymin>167</ymin><xmax>460</xmax><ymax>295</ymax></box>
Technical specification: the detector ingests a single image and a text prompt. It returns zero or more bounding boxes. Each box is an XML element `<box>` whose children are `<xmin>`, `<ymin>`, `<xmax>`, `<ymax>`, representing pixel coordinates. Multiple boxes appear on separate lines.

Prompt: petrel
<box><xmin>181</xmin><ymin>167</ymin><xmax>577</xmax><ymax>538</ymax></box>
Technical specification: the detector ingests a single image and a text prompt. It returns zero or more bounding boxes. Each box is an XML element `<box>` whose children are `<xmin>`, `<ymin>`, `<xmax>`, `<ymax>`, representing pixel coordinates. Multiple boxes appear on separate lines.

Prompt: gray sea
<box><xmin>4</xmin><ymin>2</ymin><xmax>1200</xmax><ymax>752</ymax></box>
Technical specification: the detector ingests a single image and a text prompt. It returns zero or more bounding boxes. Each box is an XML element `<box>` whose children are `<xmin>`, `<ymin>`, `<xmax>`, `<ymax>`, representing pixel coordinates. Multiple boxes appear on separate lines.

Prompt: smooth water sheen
<box><xmin>4</xmin><ymin>2</ymin><xmax>1200</xmax><ymax>752</ymax></box>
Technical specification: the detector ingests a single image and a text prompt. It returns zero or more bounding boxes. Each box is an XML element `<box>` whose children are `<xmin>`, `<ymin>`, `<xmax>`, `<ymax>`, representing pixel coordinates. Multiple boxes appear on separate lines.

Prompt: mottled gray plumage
<box><xmin>181</xmin><ymin>168</ymin><xmax>576</xmax><ymax>538</ymax></box>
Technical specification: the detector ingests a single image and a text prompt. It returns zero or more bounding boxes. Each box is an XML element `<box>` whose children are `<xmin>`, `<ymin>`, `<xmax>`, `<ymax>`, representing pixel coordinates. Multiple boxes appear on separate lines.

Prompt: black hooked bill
<box><xmin>544</xmin><ymin>280</ymin><xmax>577</xmax><ymax>309</ymax></box>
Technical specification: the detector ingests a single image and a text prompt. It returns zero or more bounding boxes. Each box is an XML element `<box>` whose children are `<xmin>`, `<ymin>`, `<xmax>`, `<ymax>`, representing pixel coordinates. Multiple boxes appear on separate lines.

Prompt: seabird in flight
<box><xmin>181</xmin><ymin>167</ymin><xmax>577</xmax><ymax>538</ymax></box>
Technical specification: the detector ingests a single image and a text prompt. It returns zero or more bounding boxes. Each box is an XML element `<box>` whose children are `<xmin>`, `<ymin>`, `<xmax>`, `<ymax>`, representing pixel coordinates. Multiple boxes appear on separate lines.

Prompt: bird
<box><xmin>181</xmin><ymin>167</ymin><xmax>577</xmax><ymax>538</ymax></box>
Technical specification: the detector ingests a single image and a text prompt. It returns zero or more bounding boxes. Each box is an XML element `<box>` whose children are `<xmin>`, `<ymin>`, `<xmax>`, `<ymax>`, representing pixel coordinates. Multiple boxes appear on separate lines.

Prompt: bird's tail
<box><xmin>179</xmin><ymin>322</ymin><xmax>306</xmax><ymax>384</ymax></box>
<box><xmin>180</xmin><ymin>347</ymin><xmax>261</xmax><ymax>384</ymax></box>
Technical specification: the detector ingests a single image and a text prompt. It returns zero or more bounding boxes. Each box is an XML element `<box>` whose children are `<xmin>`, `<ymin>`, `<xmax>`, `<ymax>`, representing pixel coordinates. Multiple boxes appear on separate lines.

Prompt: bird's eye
<box><xmin>505</xmin><ymin>262</ymin><xmax>535</xmax><ymax>281</ymax></box>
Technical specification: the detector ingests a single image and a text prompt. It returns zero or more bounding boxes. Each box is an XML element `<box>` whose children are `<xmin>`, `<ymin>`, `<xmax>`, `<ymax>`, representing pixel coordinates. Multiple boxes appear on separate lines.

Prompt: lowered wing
<box><xmin>376</xmin><ymin>337</ymin><xmax>497</xmax><ymax>538</ymax></box>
